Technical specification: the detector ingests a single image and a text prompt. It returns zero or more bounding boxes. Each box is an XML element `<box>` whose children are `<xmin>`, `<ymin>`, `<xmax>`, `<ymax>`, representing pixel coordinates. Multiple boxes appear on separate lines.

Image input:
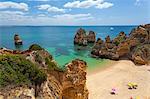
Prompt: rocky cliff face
<box><xmin>0</xmin><ymin>87</ymin><xmax>35</xmax><ymax>99</ymax></box>
<box><xmin>74</xmin><ymin>28</ymin><xmax>96</xmax><ymax>46</ymax></box>
<box><xmin>91</xmin><ymin>24</ymin><xmax>150</xmax><ymax>65</ymax></box>
<box><xmin>0</xmin><ymin>45</ymin><xmax>88</xmax><ymax>99</ymax></box>
<box><xmin>62</xmin><ymin>59</ymin><xmax>88</xmax><ymax>99</ymax></box>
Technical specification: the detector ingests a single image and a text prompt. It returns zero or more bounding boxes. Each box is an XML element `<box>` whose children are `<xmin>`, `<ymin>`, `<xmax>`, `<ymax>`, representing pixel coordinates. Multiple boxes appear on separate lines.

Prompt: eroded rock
<box><xmin>74</xmin><ymin>28</ymin><xmax>96</xmax><ymax>46</ymax></box>
<box><xmin>62</xmin><ymin>59</ymin><xmax>88</xmax><ymax>99</ymax></box>
<box><xmin>14</xmin><ymin>34</ymin><xmax>23</xmax><ymax>45</ymax></box>
<box><xmin>0</xmin><ymin>45</ymin><xmax>89</xmax><ymax>99</ymax></box>
<box><xmin>91</xmin><ymin>24</ymin><xmax>150</xmax><ymax>65</ymax></box>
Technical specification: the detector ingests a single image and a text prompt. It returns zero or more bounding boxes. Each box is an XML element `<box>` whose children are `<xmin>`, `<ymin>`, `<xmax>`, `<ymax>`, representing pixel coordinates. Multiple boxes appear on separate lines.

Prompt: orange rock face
<box><xmin>91</xmin><ymin>24</ymin><xmax>150</xmax><ymax>65</ymax></box>
<box><xmin>62</xmin><ymin>59</ymin><xmax>88</xmax><ymax>99</ymax></box>
<box><xmin>0</xmin><ymin>48</ymin><xmax>89</xmax><ymax>99</ymax></box>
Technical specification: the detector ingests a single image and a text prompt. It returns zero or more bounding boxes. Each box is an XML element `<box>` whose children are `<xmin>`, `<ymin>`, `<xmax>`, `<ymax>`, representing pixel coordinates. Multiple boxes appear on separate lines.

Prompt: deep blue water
<box><xmin>0</xmin><ymin>26</ymin><xmax>136</xmax><ymax>68</ymax></box>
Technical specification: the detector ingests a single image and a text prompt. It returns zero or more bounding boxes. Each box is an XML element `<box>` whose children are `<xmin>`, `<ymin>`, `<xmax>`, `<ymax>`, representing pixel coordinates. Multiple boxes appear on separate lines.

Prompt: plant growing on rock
<box><xmin>29</xmin><ymin>44</ymin><xmax>44</xmax><ymax>51</ymax></box>
<box><xmin>45</xmin><ymin>57</ymin><xmax>63</xmax><ymax>71</ymax></box>
<box><xmin>0</xmin><ymin>54</ymin><xmax>47</xmax><ymax>88</ymax></box>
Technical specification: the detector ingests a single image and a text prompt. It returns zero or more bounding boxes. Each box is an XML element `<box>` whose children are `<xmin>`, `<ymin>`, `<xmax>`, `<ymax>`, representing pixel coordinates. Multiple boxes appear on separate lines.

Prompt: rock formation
<box><xmin>14</xmin><ymin>34</ymin><xmax>23</xmax><ymax>45</ymax></box>
<box><xmin>91</xmin><ymin>24</ymin><xmax>150</xmax><ymax>65</ymax></box>
<box><xmin>0</xmin><ymin>44</ymin><xmax>88</xmax><ymax>99</ymax></box>
<box><xmin>87</xmin><ymin>31</ymin><xmax>96</xmax><ymax>43</ymax></box>
<box><xmin>74</xmin><ymin>28</ymin><xmax>96</xmax><ymax>46</ymax></box>
<box><xmin>131</xmin><ymin>44</ymin><xmax>150</xmax><ymax>65</ymax></box>
<box><xmin>62</xmin><ymin>59</ymin><xmax>88</xmax><ymax>99</ymax></box>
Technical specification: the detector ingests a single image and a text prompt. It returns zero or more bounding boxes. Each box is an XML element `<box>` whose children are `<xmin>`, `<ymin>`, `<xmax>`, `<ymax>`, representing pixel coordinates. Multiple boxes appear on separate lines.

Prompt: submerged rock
<box><xmin>14</xmin><ymin>34</ymin><xmax>23</xmax><ymax>45</ymax></box>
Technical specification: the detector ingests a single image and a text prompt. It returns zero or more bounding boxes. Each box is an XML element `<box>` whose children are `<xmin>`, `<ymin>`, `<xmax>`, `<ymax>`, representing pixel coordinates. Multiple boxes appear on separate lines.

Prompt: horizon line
<box><xmin>0</xmin><ymin>24</ymin><xmax>139</xmax><ymax>27</ymax></box>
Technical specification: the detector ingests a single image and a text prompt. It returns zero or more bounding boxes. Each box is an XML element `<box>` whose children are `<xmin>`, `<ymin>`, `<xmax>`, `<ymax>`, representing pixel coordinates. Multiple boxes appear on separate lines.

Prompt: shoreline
<box><xmin>87</xmin><ymin>59</ymin><xmax>117</xmax><ymax>75</ymax></box>
<box><xmin>87</xmin><ymin>60</ymin><xmax>150</xmax><ymax>99</ymax></box>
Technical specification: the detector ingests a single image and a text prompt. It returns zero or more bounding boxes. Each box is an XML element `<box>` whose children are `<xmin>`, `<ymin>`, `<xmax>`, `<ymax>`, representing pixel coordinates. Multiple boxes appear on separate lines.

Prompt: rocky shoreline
<box><xmin>0</xmin><ymin>24</ymin><xmax>149</xmax><ymax>99</ymax></box>
<box><xmin>74</xmin><ymin>24</ymin><xmax>150</xmax><ymax>65</ymax></box>
<box><xmin>0</xmin><ymin>44</ymin><xmax>88</xmax><ymax>99</ymax></box>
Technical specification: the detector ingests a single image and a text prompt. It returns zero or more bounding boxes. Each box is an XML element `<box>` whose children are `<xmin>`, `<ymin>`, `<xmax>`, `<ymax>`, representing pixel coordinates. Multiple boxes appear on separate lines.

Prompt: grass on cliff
<box><xmin>29</xmin><ymin>44</ymin><xmax>44</xmax><ymax>51</ymax></box>
<box><xmin>29</xmin><ymin>44</ymin><xmax>64</xmax><ymax>71</ymax></box>
<box><xmin>0</xmin><ymin>54</ymin><xmax>47</xmax><ymax>88</ymax></box>
<box><xmin>45</xmin><ymin>57</ymin><xmax>64</xmax><ymax>72</ymax></box>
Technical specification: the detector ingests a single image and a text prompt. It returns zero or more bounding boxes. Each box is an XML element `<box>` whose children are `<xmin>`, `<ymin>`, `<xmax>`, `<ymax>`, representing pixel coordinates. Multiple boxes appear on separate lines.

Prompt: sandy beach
<box><xmin>87</xmin><ymin>60</ymin><xmax>150</xmax><ymax>99</ymax></box>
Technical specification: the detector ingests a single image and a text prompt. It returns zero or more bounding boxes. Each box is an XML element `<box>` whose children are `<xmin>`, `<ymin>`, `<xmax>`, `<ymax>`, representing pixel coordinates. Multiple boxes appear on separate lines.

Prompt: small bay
<box><xmin>0</xmin><ymin>26</ymin><xmax>136</xmax><ymax>68</ymax></box>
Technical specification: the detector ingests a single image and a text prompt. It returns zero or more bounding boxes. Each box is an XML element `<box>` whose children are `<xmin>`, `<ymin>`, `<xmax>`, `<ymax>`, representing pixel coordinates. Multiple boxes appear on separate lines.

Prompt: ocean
<box><xmin>0</xmin><ymin>26</ymin><xmax>136</xmax><ymax>69</ymax></box>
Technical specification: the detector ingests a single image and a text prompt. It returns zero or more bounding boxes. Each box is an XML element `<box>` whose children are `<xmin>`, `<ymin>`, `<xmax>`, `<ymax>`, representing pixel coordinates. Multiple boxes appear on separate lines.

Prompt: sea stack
<box><xmin>14</xmin><ymin>34</ymin><xmax>23</xmax><ymax>45</ymax></box>
<box><xmin>74</xmin><ymin>28</ymin><xmax>96</xmax><ymax>46</ymax></box>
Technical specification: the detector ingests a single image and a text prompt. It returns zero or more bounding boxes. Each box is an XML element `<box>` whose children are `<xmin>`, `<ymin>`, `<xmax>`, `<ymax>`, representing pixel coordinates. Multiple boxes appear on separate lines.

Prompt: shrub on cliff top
<box><xmin>0</xmin><ymin>54</ymin><xmax>47</xmax><ymax>87</ymax></box>
<box><xmin>45</xmin><ymin>57</ymin><xmax>63</xmax><ymax>71</ymax></box>
<box><xmin>29</xmin><ymin>44</ymin><xmax>44</xmax><ymax>51</ymax></box>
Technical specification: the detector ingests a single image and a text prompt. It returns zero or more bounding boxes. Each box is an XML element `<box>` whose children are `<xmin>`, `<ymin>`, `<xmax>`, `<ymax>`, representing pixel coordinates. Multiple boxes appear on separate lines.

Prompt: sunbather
<box><xmin>110</xmin><ymin>88</ymin><xmax>116</xmax><ymax>95</ymax></box>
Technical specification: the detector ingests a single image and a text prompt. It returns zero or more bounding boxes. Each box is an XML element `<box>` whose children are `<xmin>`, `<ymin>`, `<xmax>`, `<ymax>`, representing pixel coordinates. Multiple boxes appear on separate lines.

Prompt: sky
<box><xmin>0</xmin><ymin>0</ymin><xmax>149</xmax><ymax>25</ymax></box>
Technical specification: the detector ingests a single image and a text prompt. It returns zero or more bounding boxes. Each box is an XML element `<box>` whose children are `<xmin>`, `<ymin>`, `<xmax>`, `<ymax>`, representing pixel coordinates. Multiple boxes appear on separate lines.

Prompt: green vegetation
<box><xmin>29</xmin><ymin>44</ymin><xmax>44</xmax><ymax>51</ymax></box>
<box><xmin>113</xmin><ymin>41</ymin><xmax>120</xmax><ymax>46</ymax></box>
<box><xmin>113</xmin><ymin>37</ymin><xmax>125</xmax><ymax>46</ymax></box>
<box><xmin>45</xmin><ymin>57</ymin><xmax>63</xmax><ymax>71</ymax></box>
<box><xmin>0</xmin><ymin>54</ymin><xmax>47</xmax><ymax>87</ymax></box>
<box><xmin>35</xmin><ymin>53</ymin><xmax>43</xmax><ymax>64</ymax></box>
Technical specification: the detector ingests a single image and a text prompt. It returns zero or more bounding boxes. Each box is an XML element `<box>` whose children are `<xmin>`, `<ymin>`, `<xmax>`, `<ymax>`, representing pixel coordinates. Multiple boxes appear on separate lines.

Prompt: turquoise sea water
<box><xmin>0</xmin><ymin>26</ymin><xmax>136</xmax><ymax>69</ymax></box>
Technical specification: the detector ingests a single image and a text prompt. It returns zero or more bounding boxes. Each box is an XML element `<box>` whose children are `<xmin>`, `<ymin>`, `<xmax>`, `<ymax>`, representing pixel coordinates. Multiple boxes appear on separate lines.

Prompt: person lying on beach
<box><xmin>110</xmin><ymin>88</ymin><xmax>117</xmax><ymax>95</ymax></box>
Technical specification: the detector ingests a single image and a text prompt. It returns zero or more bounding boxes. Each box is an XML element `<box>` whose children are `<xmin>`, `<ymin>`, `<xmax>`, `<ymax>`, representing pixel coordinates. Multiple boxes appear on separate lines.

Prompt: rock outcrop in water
<box><xmin>74</xmin><ymin>28</ymin><xmax>96</xmax><ymax>46</ymax></box>
<box><xmin>14</xmin><ymin>34</ymin><xmax>23</xmax><ymax>45</ymax></box>
<box><xmin>91</xmin><ymin>24</ymin><xmax>150</xmax><ymax>65</ymax></box>
<box><xmin>0</xmin><ymin>44</ymin><xmax>88</xmax><ymax>99</ymax></box>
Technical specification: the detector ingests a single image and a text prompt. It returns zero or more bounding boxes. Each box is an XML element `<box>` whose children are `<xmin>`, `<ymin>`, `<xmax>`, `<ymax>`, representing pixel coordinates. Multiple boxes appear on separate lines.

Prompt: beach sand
<box><xmin>87</xmin><ymin>60</ymin><xmax>150</xmax><ymax>99</ymax></box>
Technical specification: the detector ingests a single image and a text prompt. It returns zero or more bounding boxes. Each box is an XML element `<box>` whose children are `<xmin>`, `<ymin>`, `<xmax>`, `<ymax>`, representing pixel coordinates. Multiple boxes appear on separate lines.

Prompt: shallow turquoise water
<box><xmin>0</xmin><ymin>26</ymin><xmax>136</xmax><ymax>68</ymax></box>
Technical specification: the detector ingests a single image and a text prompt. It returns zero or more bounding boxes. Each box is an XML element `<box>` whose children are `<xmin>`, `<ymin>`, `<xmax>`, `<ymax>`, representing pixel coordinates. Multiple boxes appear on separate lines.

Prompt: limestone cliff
<box><xmin>0</xmin><ymin>44</ymin><xmax>88</xmax><ymax>99</ymax></box>
<box><xmin>62</xmin><ymin>59</ymin><xmax>88</xmax><ymax>99</ymax></box>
